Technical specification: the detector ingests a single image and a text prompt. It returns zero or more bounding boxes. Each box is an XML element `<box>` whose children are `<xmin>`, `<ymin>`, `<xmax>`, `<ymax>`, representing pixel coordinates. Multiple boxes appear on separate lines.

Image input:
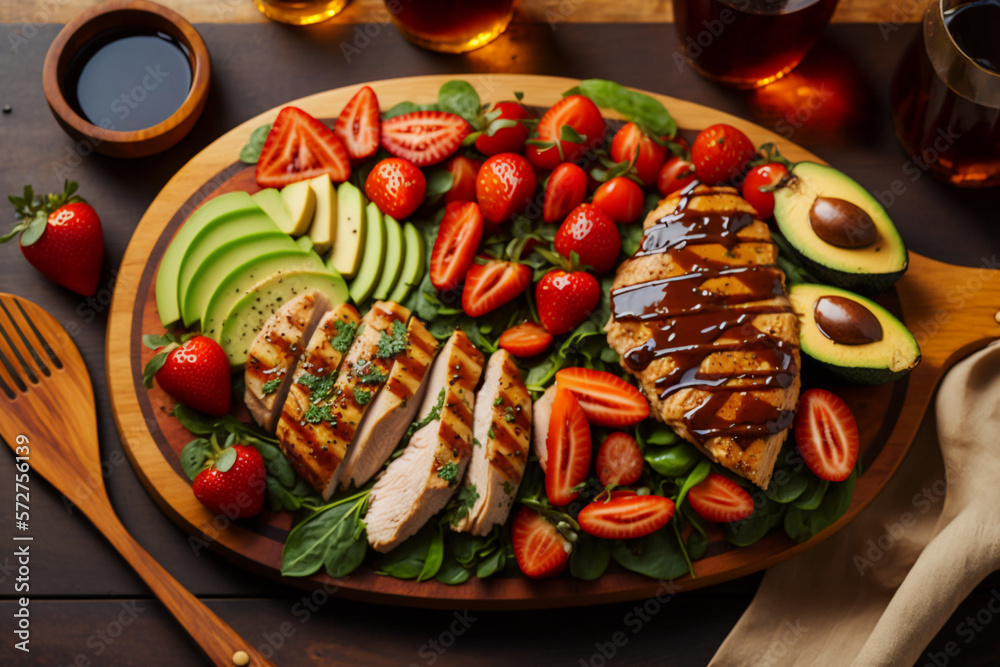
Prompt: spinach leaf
<box><xmin>612</xmin><ymin>526</ymin><xmax>689</xmax><ymax>580</ymax></box>
<box><xmin>723</xmin><ymin>496</ymin><xmax>782</xmax><ymax>547</ymax></box>
<box><xmin>675</xmin><ymin>459</ymin><xmax>711</xmax><ymax>508</ymax></box>
<box><xmin>572</xmin><ymin>79</ymin><xmax>676</xmax><ymax>138</ymax></box>
<box><xmin>239</xmin><ymin>124</ymin><xmax>272</xmax><ymax>164</ymax></box>
<box><xmin>645</xmin><ymin>424</ymin><xmax>680</xmax><ymax>446</ymax></box>
<box><xmin>437</xmin><ymin>80</ymin><xmax>482</xmax><ymax>126</ymax></box>
<box><xmin>281</xmin><ymin>491</ymin><xmax>369</xmax><ymax>578</ymax></box>
<box><xmin>435</xmin><ymin>552</ymin><xmax>473</xmax><ymax>585</ymax></box>
<box><xmin>570</xmin><ymin>534</ymin><xmax>612</xmax><ymax>581</ymax></box>
<box><xmin>686</xmin><ymin>529</ymin><xmax>709</xmax><ymax>560</ymax></box>
<box><xmin>764</xmin><ymin>466</ymin><xmax>810</xmax><ymax>504</ymax></box>
<box><xmin>783</xmin><ymin>467</ymin><xmax>857</xmax><ymax>543</ymax></box>
<box><xmin>792</xmin><ymin>476</ymin><xmax>830</xmax><ymax>511</ymax></box>
<box><xmin>376</xmin><ymin>526</ymin><xmax>435</xmax><ymax>580</ymax></box>
<box><xmin>179</xmin><ymin>438</ymin><xmax>213</xmax><ymax>481</ymax></box>
<box><xmin>382</xmin><ymin>101</ymin><xmax>438</xmax><ymax>119</ymax></box>
<box><xmin>645</xmin><ymin>443</ymin><xmax>701</xmax><ymax>478</ymax></box>
<box><xmin>476</xmin><ymin>545</ymin><xmax>507</xmax><ymax>578</ymax></box>
<box><xmin>418</xmin><ymin>527</ymin><xmax>446</xmax><ymax>582</ymax></box>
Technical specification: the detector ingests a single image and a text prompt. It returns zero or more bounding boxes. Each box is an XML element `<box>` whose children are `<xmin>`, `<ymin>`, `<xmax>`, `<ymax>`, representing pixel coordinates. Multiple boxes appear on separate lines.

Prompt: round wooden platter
<box><xmin>106</xmin><ymin>75</ymin><xmax>1000</xmax><ymax>610</ymax></box>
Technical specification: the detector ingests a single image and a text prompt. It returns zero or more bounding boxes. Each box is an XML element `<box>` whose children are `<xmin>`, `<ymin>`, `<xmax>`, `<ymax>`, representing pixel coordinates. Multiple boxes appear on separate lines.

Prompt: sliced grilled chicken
<box><xmin>278</xmin><ymin>301</ymin><xmax>410</xmax><ymax>498</ymax></box>
<box><xmin>244</xmin><ymin>290</ymin><xmax>330</xmax><ymax>431</ymax></box>
<box><xmin>276</xmin><ymin>303</ymin><xmax>361</xmax><ymax>494</ymax></box>
<box><xmin>532</xmin><ymin>385</ymin><xmax>556</xmax><ymax>473</ymax></box>
<box><xmin>605</xmin><ymin>184</ymin><xmax>800</xmax><ymax>488</ymax></box>
<box><xmin>366</xmin><ymin>331</ymin><xmax>485</xmax><ymax>552</ymax></box>
<box><xmin>338</xmin><ymin>316</ymin><xmax>439</xmax><ymax>489</ymax></box>
<box><xmin>452</xmin><ymin>350</ymin><xmax>532</xmax><ymax>536</ymax></box>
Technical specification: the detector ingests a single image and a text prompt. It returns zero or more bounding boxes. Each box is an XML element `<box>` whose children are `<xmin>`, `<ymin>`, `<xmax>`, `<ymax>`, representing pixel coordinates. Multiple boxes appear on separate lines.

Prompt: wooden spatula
<box><xmin>0</xmin><ymin>293</ymin><xmax>274</xmax><ymax>667</ymax></box>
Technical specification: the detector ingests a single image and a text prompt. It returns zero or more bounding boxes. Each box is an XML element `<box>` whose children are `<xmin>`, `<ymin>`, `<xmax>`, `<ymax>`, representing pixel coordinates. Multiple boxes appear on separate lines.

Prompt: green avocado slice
<box><xmin>388</xmin><ymin>222</ymin><xmax>426</xmax><ymax>304</ymax></box>
<box><xmin>372</xmin><ymin>215</ymin><xmax>405</xmax><ymax>301</ymax></box>
<box><xmin>154</xmin><ymin>192</ymin><xmax>256</xmax><ymax>327</ymax></box>
<box><xmin>774</xmin><ymin>162</ymin><xmax>908</xmax><ymax>293</ymax></box>
<box><xmin>349</xmin><ymin>202</ymin><xmax>386</xmax><ymax>305</ymax></box>
<box><xmin>789</xmin><ymin>283</ymin><xmax>920</xmax><ymax>385</ymax></box>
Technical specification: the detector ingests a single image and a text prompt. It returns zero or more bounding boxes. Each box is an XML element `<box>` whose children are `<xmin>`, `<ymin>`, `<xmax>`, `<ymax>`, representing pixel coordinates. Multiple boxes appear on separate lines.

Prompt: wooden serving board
<box><xmin>106</xmin><ymin>75</ymin><xmax>1000</xmax><ymax>609</ymax></box>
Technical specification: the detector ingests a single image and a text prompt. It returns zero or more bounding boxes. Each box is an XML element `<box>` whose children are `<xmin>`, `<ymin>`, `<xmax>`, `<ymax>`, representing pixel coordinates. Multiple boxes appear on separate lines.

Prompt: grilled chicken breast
<box><xmin>276</xmin><ymin>303</ymin><xmax>361</xmax><ymax>494</ymax></box>
<box><xmin>532</xmin><ymin>385</ymin><xmax>556</xmax><ymax>473</ymax></box>
<box><xmin>339</xmin><ymin>316</ymin><xmax>439</xmax><ymax>489</ymax></box>
<box><xmin>605</xmin><ymin>184</ymin><xmax>800</xmax><ymax>488</ymax></box>
<box><xmin>245</xmin><ymin>291</ymin><xmax>331</xmax><ymax>431</ymax></box>
<box><xmin>452</xmin><ymin>350</ymin><xmax>532</xmax><ymax>536</ymax></box>
<box><xmin>366</xmin><ymin>331</ymin><xmax>485</xmax><ymax>552</ymax></box>
<box><xmin>278</xmin><ymin>301</ymin><xmax>410</xmax><ymax>499</ymax></box>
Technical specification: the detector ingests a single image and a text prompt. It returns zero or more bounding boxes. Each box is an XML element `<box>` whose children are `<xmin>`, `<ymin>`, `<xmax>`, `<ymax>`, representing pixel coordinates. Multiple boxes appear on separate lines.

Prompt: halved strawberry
<box><xmin>687</xmin><ymin>473</ymin><xmax>755</xmax><ymax>523</ymax></box>
<box><xmin>577</xmin><ymin>495</ymin><xmax>675</xmax><ymax>540</ymax></box>
<box><xmin>461</xmin><ymin>259</ymin><xmax>531</xmax><ymax>317</ymax></box>
<box><xmin>430</xmin><ymin>201</ymin><xmax>483</xmax><ymax>292</ymax></box>
<box><xmin>499</xmin><ymin>322</ymin><xmax>553</xmax><ymax>358</ymax></box>
<box><xmin>256</xmin><ymin>106</ymin><xmax>350</xmax><ymax>188</ymax></box>
<box><xmin>596</xmin><ymin>432</ymin><xmax>643</xmax><ymax>487</ymax></box>
<box><xmin>443</xmin><ymin>155</ymin><xmax>482</xmax><ymax>205</ymax></box>
<box><xmin>333</xmin><ymin>85</ymin><xmax>380</xmax><ymax>162</ymax></box>
<box><xmin>380</xmin><ymin>111</ymin><xmax>470</xmax><ymax>167</ymax></box>
<box><xmin>794</xmin><ymin>388</ymin><xmax>860</xmax><ymax>482</ymax></box>
<box><xmin>511</xmin><ymin>506</ymin><xmax>571</xmax><ymax>579</ymax></box>
<box><xmin>554</xmin><ymin>368</ymin><xmax>649</xmax><ymax>427</ymax></box>
<box><xmin>545</xmin><ymin>386</ymin><xmax>592</xmax><ymax>506</ymax></box>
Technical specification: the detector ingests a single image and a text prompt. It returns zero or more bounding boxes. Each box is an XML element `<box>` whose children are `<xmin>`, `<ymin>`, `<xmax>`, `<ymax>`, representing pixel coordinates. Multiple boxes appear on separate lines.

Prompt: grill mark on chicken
<box><xmin>605</xmin><ymin>183</ymin><xmax>801</xmax><ymax>488</ymax></box>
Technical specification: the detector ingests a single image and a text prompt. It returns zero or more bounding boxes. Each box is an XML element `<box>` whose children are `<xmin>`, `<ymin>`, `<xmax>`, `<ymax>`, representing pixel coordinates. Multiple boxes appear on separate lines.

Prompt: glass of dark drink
<box><xmin>254</xmin><ymin>0</ymin><xmax>351</xmax><ymax>25</ymax></box>
<box><xmin>891</xmin><ymin>0</ymin><xmax>1000</xmax><ymax>188</ymax></box>
<box><xmin>672</xmin><ymin>0</ymin><xmax>839</xmax><ymax>89</ymax></box>
<box><xmin>385</xmin><ymin>0</ymin><xmax>517</xmax><ymax>53</ymax></box>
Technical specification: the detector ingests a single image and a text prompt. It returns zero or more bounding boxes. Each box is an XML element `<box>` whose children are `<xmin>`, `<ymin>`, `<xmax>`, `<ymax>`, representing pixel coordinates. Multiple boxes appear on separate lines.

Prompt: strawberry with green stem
<box><xmin>3</xmin><ymin>180</ymin><xmax>103</xmax><ymax>296</ymax></box>
<box><xmin>143</xmin><ymin>333</ymin><xmax>232</xmax><ymax>417</ymax></box>
<box><xmin>191</xmin><ymin>434</ymin><xmax>266</xmax><ymax>518</ymax></box>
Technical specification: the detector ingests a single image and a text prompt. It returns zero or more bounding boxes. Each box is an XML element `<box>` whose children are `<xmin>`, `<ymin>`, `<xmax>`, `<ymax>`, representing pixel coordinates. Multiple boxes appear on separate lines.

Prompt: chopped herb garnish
<box><xmin>405</xmin><ymin>388</ymin><xmax>446</xmax><ymax>440</ymax></box>
<box><xmin>504</xmin><ymin>406</ymin><xmax>516</xmax><ymax>423</ymax></box>
<box><xmin>444</xmin><ymin>484</ymin><xmax>479</xmax><ymax>526</ymax></box>
<box><xmin>493</xmin><ymin>396</ymin><xmax>503</xmax><ymax>406</ymax></box>
<box><xmin>297</xmin><ymin>372</ymin><xmax>336</xmax><ymax>404</ymax></box>
<box><xmin>376</xmin><ymin>320</ymin><xmax>408</xmax><ymax>359</ymax></box>
<box><xmin>330</xmin><ymin>321</ymin><xmax>358</xmax><ymax>354</ymax></box>
<box><xmin>501</xmin><ymin>481</ymin><xmax>514</xmax><ymax>496</ymax></box>
<box><xmin>355</xmin><ymin>360</ymin><xmax>388</xmax><ymax>385</ymax></box>
<box><xmin>303</xmin><ymin>404</ymin><xmax>336</xmax><ymax>425</ymax></box>
<box><xmin>353</xmin><ymin>387</ymin><xmax>373</xmax><ymax>406</ymax></box>
<box><xmin>488</xmin><ymin>426</ymin><xmax>495</xmax><ymax>439</ymax></box>
<box><xmin>261</xmin><ymin>378</ymin><xmax>281</xmax><ymax>395</ymax></box>
<box><xmin>437</xmin><ymin>461</ymin><xmax>459</xmax><ymax>484</ymax></box>
<box><xmin>473</xmin><ymin>437</ymin><xmax>482</xmax><ymax>448</ymax></box>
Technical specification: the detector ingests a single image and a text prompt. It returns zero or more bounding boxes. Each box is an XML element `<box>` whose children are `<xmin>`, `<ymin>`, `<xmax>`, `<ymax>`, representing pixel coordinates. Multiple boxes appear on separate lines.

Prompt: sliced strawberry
<box><xmin>687</xmin><ymin>472</ymin><xmax>755</xmax><ymax>523</ymax></box>
<box><xmin>461</xmin><ymin>259</ymin><xmax>531</xmax><ymax>317</ymax></box>
<box><xmin>577</xmin><ymin>495</ymin><xmax>675</xmax><ymax>540</ymax></box>
<box><xmin>511</xmin><ymin>506</ymin><xmax>571</xmax><ymax>579</ymax></box>
<box><xmin>545</xmin><ymin>386</ymin><xmax>592</xmax><ymax>507</ymax></box>
<box><xmin>543</xmin><ymin>162</ymin><xmax>587</xmax><ymax>224</ymax></box>
<box><xmin>443</xmin><ymin>155</ymin><xmax>482</xmax><ymax>205</ymax></box>
<box><xmin>429</xmin><ymin>201</ymin><xmax>483</xmax><ymax>292</ymax></box>
<box><xmin>380</xmin><ymin>110</ymin><xmax>470</xmax><ymax>167</ymax></box>
<box><xmin>333</xmin><ymin>85</ymin><xmax>380</xmax><ymax>162</ymax></box>
<box><xmin>596</xmin><ymin>432</ymin><xmax>644</xmax><ymax>487</ymax></box>
<box><xmin>256</xmin><ymin>106</ymin><xmax>350</xmax><ymax>188</ymax></box>
<box><xmin>499</xmin><ymin>322</ymin><xmax>553</xmax><ymax>358</ymax></box>
<box><xmin>794</xmin><ymin>388</ymin><xmax>860</xmax><ymax>482</ymax></box>
<box><xmin>554</xmin><ymin>368</ymin><xmax>649</xmax><ymax>427</ymax></box>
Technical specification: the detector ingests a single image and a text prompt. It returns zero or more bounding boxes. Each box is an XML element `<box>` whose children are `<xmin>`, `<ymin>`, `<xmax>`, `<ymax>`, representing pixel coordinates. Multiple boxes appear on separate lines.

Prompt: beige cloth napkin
<box><xmin>710</xmin><ymin>340</ymin><xmax>1000</xmax><ymax>667</ymax></box>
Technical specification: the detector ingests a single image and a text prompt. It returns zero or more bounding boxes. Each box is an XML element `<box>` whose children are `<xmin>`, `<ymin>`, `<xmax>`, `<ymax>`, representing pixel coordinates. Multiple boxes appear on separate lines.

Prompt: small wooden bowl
<box><xmin>42</xmin><ymin>0</ymin><xmax>211</xmax><ymax>158</ymax></box>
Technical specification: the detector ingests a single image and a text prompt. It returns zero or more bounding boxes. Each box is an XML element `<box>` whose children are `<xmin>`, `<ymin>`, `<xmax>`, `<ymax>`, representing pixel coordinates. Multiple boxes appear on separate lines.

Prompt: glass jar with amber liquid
<box><xmin>385</xmin><ymin>0</ymin><xmax>517</xmax><ymax>53</ymax></box>
<box><xmin>254</xmin><ymin>0</ymin><xmax>351</xmax><ymax>25</ymax></box>
<box><xmin>891</xmin><ymin>0</ymin><xmax>1000</xmax><ymax>188</ymax></box>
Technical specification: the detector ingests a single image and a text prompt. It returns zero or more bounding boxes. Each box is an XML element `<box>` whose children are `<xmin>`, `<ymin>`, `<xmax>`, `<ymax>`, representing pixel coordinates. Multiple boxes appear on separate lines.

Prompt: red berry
<box><xmin>741</xmin><ymin>163</ymin><xmax>788</xmax><ymax>219</ymax></box>
<box><xmin>476</xmin><ymin>153</ymin><xmax>537</xmax><ymax>224</ymax></box>
<box><xmin>535</xmin><ymin>270</ymin><xmax>601</xmax><ymax>335</ymax></box>
<box><xmin>192</xmin><ymin>444</ymin><xmax>266</xmax><ymax>518</ymax></box>
<box><xmin>364</xmin><ymin>157</ymin><xmax>427</xmax><ymax>221</ymax></box>
<box><xmin>152</xmin><ymin>336</ymin><xmax>232</xmax><ymax>417</ymax></box>
<box><xmin>475</xmin><ymin>102</ymin><xmax>531</xmax><ymax>156</ymax></box>
<box><xmin>592</xmin><ymin>176</ymin><xmax>644</xmax><ymax>224</ymax></box>
<box><xmin>657</xmin><ymin>156</ymin><xmax>698</xmax><ymax>198</ymax></box>
<box><xmin>554</xmin><ymin>203</ymin><xmax>621</xmax><ymax>274</ymax></box>
<box><xmin>691</xmin><ymin>124</ymin><xmax>756</xmax><ymax>185</ymax></box>
<box><xmin>542</xmin><ymin>163</ymin><xmax>587</xmax><ymax>224</ymax></box>
<box><xmin>610</xmin><ymin>122</ymin><xmax>669</xmax><ymax>187</ymax></box>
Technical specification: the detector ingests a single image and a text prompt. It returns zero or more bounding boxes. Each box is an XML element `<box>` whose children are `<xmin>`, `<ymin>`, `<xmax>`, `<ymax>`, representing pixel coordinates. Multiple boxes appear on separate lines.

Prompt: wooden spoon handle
<box><xmin>84</xmin><ymin>501</ymin><xmax>275</xmax><ymax>667</ymax></box>
<box><xmin>852</xmin><ymin>510</ymin><xmax>1000</xmax><ymax>666</ymax></box>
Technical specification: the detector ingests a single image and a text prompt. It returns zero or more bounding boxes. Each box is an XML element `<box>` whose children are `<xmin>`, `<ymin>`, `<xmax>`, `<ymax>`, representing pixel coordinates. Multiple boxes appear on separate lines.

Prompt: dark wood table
<box><xmin>1</xmin><ymin>21</ymin><xmax>999</xmax><ymax>666</ymax></box>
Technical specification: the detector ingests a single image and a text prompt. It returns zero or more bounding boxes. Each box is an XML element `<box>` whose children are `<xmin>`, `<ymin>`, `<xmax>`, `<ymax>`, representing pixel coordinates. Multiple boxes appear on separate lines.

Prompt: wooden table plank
<box><xmin>0</xmin><ymin>0</ymin><xmax>924</xmax><ymax>25</ymax></box>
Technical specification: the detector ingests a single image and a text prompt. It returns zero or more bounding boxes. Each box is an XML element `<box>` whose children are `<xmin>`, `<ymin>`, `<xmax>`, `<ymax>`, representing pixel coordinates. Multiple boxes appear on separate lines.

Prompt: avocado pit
<box><xmin>814</xmin><ymin>295</ymin><xmax>883</xmax><ymax>345</ymax></box>
<box><xmin>809</xmin><ymin>196</ymin><xmax>879</xmax><ymax>248</ymax></box>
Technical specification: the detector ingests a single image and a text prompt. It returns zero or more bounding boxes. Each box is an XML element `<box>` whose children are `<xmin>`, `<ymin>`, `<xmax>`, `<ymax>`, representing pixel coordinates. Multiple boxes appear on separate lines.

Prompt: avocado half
<box><xmin>789</xmin><ymin>283</ymin><xmax>920</xmax><ymax>385</ymax></box>
<box><xmin>774</xmin><ymin>162</ymin><xmax>908</xmax><ymax>293</ymax></box>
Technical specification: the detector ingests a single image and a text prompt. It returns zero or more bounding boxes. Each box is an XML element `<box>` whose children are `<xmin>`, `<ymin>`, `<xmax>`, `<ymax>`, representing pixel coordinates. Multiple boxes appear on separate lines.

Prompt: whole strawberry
<box><xmin>193</xmin><ymin>443</ymin><xmax>266</xmax><ymax>518</ymax></box>
<box><xmin>536</xmin><ymin>270</ymin><xmax>601</xmax><ymax>335</ymax></box>
<box><xmin>3</xmin><ymin>181</ymin><xmax>103</xmax><ymax>295</ymax></box>
<box><xmin>554</xmin><ymin>203</ymin><xmax>622</xmax><ymax>274</ymax></box>
<box><xmin>143</xmin><ymin>335</ymin><xmax>232</xmax><ymax>416</ymax></box>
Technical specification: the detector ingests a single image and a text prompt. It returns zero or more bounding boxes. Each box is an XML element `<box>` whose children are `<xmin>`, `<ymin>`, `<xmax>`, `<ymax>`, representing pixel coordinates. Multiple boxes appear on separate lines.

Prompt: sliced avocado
<box><xmin>295</xmin><ymin>235</ymin><xmax>314</xmax><ymax>252</ymax></box>
<box><xmin>349</xmin><ymin>202</ymin><xmax>386</xmax><ymax>305</ymax></box>
<box><xmin>388</xmin><ymin>222</ymin><xmax>426</xmax><ymax>304</ymax></box>
<box><xmin>774</xmin><ymin>162</ymin><xmax>908</xmax><ymax>293</ymax></box>
<box><xmin>307</xmin><ymin>175</ymin><xmax>337</xmax><ymax>255</ymax></box>
<box><xmin>251</xmin><ymin>189</ymin><xmax>295</xmax><ymax>234</ymax></box>
<box><xmin>180</xmin><ymin>232</ymin><xmax>302</xmax><ymax>327</ymax></box>
<box><xmin>218</xmin><ymin>269</ymin><xmax>349</xmax><ymax>367</ymax></box>
<box><xmin>372</xmin><ymin>215</ymin><xmax>405</xmax><ymax>300</ymax></box>
<box><xmin>155</xmin><ymin>191</ymin><xmax>256</xmax><ymax>327</ymax></box>
<box><xmin>279</xmin><ymin>180</ymin><xmax>316</xmax><ymax>237</ymax></box>
<box><xmin>201</xmin><ymin>250</ymin><xmax>325</xmax><ymax>339</ymax></box>
<box><xmin>330</xmin><ymin>181</ymin><xmax>367</xmax><ymax>279</ymax></box>
<box><xmin>789</xmin><ymin>283</ymin><xmax>920</xmax><ymax>385</ymax></box>
<box><xmin>176</xmin><ymin>209</ymin><xmax>281</xmax><ymax>318</ymax></box>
